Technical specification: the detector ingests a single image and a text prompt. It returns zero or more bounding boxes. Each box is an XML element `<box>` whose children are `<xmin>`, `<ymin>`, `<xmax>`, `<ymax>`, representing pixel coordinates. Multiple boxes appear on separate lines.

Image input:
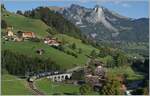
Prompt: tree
<box><xmin>99</xmin><ymin>47</ymin><xmax>110</xmax><ymax>57</ymax></box>
<box><xmin>71</xmin><ymin>70</ymin><xmax>84</xmax><ymax>80</ymax></box>
<box><xmin>79</xmin><ymin>84</ymin><xmax>93</xmax><ymax>95</ymax></box>
<box><xmin>99</xmin><ymin>79</ymin><xmax>122</xmax><ymax>95</ymax></box>
<box><xmin>71</xmin><ymin>43</ymin><xmax>76</xmax><ymax>50</ymax></box>
<box><xmin>2</xmin><ymin>50</ymin><xmax>60</xmax><ymax>76</ymax></box>
<box><xmin>1</xmin><ymin>19</ymin><xmax>7</xmax><ymax>29</ymax></box>
<box><xmin>106</xmin><ymin>56</ymin><xmax>115</xmax><ymax>68</ymax></box>
<box><xmin>57</xmin><ymin>45</ymin><xmax>64</xmax><ymax>52</ymax></box>
<box><xmin>16</xmin><ymin>10</ymin><xmax>23</xmax><ymax>15</ymax></box>
<box><xmin>23</xmin><ymin>7</ymin><xmax>82</xmax><ymax>39</ymax></box>
<box><xmin>46</xmin><ymin>27</ymin><xmax>57</xmax><ymax>35</ymax></box>
<box><xmin>90</xmin><ymin>50</ymin><xmax>97</xmax><ymax>58</ymax></box>
<box><xmin>78</xmin><ymin>48</ymin><xmax>82</xmax><ymax>54</ymax></box>
<box><xmin>114</xmin><ymin>52</ymin><xmax>128</xmax><ymax>67</ymax></box>
<box><xmin>119</xmin><ymin>53</ymin><xmax>128</xmax><ymax>66</ymax></box>
<box><xmin>1</xmin><ymin>4</ymin><xmax>6</xmax><ymax>12</ymax></box>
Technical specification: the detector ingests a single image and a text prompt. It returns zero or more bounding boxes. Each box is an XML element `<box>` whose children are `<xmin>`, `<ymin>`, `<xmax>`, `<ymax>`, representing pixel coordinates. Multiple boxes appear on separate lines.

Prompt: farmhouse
<box><xmin>22</xmin><ymin>32</ymin><xmax>35</xmax><ymax>38</ymax></box>
<box><xmin>6</xmin><ymin>26</ymin><xmax>14</xmax><ymax>37</ymax></box>
<box><xmin>44</xmin><ymin>37</ymin><xmax>61</xmax><ymax>46</ymax></box>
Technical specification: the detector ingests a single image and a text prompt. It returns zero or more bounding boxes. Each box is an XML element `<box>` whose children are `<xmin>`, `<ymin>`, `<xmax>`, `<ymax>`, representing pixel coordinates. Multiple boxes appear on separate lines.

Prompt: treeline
<box><xmin>52</xmin><ymin>45</ymin><xmax>78</xmax><ymax>58</ymax></box>
<box><xmin>17</xmin><ymin>7</ymin><xmax>82</xmax><ymax>39</ymax></box>
<box><xmin>2</xmin><ymin>50</ymin><xmax>60</xmax><ymax>76</ymax></box>
<box><xmin>90</xmin><ymin>47</ymin><xmax>129</xmax><ymax>68</ymax></box>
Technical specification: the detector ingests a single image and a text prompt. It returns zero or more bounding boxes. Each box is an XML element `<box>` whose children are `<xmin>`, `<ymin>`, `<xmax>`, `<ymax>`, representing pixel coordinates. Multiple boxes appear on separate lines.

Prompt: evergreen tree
<box><xmin>71</xmin><ymin>43</ymin><xmax>76</xmax><ymax>50</ymax></box>
<box><xmin>16</xmin><ymin>10</ymin><xmax>23</xmax><ymax>15</ymax></box>
<box><xmin>106</xmin><ymin>56</ymin><xmax>115</xmax><ymax>68</ymax></box>
<box><xmin>116</xmin><ymin>53</ymin><xmax>128</xmax><ymax>67</ymax></box>
<box><xmin>1</xmin><ymin>19</ymin><xmax>7</xmax><ymax>29</ymax></box>
<box><xmin>2</xmin><ymin>50</ymin><xmax>60</xmax><ymax>76</ymax></box>
<box><xmin>78</xmin><ymin>48</ymin><xmax>82</xmax><ymax>54</ymax></box>
<box><xmin>90</xmin><ymin>50</ymin><xmax>97</xmax><ymax>58</ymax></box>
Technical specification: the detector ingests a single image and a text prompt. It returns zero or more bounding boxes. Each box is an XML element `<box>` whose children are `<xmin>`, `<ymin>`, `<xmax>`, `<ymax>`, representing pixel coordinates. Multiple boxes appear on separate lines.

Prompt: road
<box><xmin>66</xmin><ymin>58</ymin><xmax>91</xmax><ymax>72</ymax></box>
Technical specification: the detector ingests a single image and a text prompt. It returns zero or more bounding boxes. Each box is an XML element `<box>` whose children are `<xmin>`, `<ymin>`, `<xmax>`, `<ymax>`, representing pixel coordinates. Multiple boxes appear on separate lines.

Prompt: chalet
<box><xmin>13</xmin><ymin>36</ymin><xmax>23</xmax><ymax>42</ymax></box>
<box><xmin>44</xmin><ymin>38</ymin><xmax>61</xmax><ymax>46</ymax></box>
<box><xmin>6</xmin><ymin>26</ymin><xmax>13</xmax><ymax>37</ymax></box>
<box><xmin>22</xmin><ymin>32</ymin><xmax>35</xmax><ymax>38</ymax></box>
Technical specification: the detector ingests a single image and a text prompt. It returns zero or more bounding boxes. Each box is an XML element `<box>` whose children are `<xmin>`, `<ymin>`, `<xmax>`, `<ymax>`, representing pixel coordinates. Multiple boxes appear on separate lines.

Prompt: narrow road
<box><xmin>66</xmin><ymin>66</ymin><xmax>83</xmax><ymax>72</ymax></box>
<box><xmin>66</xmin><ymin>58</ymin><xmax>91</xmax><ymax>73</ymax></box>
<box><xmin>28</xmin><ymin>82</ymin><xmax>44</xmax><ymax>95</ymax></box>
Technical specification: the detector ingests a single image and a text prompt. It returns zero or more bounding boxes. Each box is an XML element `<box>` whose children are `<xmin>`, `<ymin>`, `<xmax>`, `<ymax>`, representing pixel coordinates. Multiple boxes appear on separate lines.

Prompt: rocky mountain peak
<box><xmin>53</xmin><ymin>4</ymin><xmax>148</xmax><ymax>42</ymax></box>
<box><xmin>70</xmin><ymin>4</ymin><xmax>85</xmax><ymax>10</ymax></box>
<box><xmin>93</xmin><ymin>4</ymin><xmax>103</xmax><ymax>12</ymax></box>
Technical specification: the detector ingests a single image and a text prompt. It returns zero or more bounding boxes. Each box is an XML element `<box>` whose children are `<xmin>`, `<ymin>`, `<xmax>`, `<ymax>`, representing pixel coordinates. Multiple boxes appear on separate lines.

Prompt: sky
<box><xmin>2</xmin><ymin>0</ymin><xmax>149</xmax><ymax>19</ymax></box>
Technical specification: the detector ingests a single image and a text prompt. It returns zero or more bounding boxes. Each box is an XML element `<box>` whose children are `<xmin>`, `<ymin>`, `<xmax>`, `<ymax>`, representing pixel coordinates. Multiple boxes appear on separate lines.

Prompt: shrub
<box><xmin>29</xmin><ymin>37</ymin><xmax>41</xmax><ymax>42</ymax></box>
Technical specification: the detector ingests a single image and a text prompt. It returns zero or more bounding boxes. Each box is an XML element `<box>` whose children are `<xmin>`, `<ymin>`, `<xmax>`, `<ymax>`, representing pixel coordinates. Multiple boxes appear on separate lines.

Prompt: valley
<box><xmin>1</xmin><ymin>2</ymin><xmax>149</xmax><ymax>95</ymax></box>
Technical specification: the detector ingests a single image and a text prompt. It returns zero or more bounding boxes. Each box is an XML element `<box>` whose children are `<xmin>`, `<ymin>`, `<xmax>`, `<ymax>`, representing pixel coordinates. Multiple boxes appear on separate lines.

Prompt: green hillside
<box><xmin>2</xmin><ymin>10</ymin><xmax>49</xmax><ymax>37</ymax></box>
<box><xmin>2</xmin><ymin>8</ymin><xmax>98</xmax><ymax>70</ymax></box>
<box><xmin>35</xmin><ymin>78</ymin><xmax>80</xmax><ymax>95</ymax></box>
<box><xmin>23</xmin><ymin>7</ymin><xmax>82</xmax><ymax>39</ymax></box>
<box><xmin>2</xmin><ymin>74</ymin><xmax>32</xmax><ymax>95</ymax></box>
<box><xmin>2</xmin><ymin>34</ymin><xmax>97</xmax><ymax>70</ymax></box>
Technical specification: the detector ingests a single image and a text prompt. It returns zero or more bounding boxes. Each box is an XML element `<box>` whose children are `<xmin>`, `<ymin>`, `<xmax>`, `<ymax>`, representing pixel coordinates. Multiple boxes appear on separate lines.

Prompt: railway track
<box><xmin>28</xmin><ymin>82</ymin><xmax>44</xmax><ymax>95</ymax></box>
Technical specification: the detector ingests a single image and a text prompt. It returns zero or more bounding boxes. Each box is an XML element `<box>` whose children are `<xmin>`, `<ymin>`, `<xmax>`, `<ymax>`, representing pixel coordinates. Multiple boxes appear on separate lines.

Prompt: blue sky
<box><xmin>2</xmin><ymin>0</ymin><xmax>149</xmax><ymax>19</ymax></box>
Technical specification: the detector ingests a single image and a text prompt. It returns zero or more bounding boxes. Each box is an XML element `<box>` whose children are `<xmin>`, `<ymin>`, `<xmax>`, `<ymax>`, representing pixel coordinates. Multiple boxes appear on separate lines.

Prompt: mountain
<box><xmin>1</xmin><ymin>5</ymin><xmax>98</xmax><ymax>70</ymax></box>
<box><xmin>49</xmin><ymin>4</ymin><xmax>149</xmax><ymax>42</ymax></box>
<box><xmin>22</xmin><ymin>7</ymin><xmax>82</xmax><ymax>39</ymax></box>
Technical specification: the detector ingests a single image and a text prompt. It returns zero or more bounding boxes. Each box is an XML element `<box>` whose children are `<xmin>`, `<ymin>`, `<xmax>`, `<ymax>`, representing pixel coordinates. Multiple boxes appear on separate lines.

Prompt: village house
<box><xmin>84</xmin><ymin>59</ymin><xmax>107</xmax><ymax>91</ymax></box>
<box><xmin>44</xmin><ymin>37</ymin><xmax>61</xmax><ymax>46</ymax></box>
<box><xmin>6</xmin><ymin>26</ymin><xmax>14</xmax><ymax>37</ymax></box>
<box><xmin>85</xmin><ymin>65</ymin><xmax>106</xmax><ymax>84</ymax></box>
<box><xmin>22</xmin><ymin>32</ymin><xmax>35</xmax><ymax>38</ymax></box>
<box><xmin>14</xmin><ymin>37</ymin><xmax>23</xmax><ymax>42</ymax></box>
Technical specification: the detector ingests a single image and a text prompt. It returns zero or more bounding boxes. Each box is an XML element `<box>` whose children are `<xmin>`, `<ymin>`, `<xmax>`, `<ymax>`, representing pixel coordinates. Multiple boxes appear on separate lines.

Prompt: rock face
<box><xmin>85</xmin><ymin>5</ymin><xmax>118</xmax><ymax>32</ymax></box>
<box><xmin>49</xmin><ymin>4</ymin><xmax>149</xmax><ymax>42</ymax></box>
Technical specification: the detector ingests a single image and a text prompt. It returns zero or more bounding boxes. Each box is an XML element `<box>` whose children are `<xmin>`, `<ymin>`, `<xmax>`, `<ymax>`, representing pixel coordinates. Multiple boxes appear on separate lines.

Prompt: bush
<box><xmin>66</xmin><ymin>50</ymin><xmax>78</xmax><ymax>58</ymax></box>
<box><xmin>1</xmin><ymin>19</ymin><xmax>7</xmax><ymax>29</ymax></box>
<box><xmin>29</xmin><ymin>37</ymin><xmax>41</xmax><ymax>42</ymax></box>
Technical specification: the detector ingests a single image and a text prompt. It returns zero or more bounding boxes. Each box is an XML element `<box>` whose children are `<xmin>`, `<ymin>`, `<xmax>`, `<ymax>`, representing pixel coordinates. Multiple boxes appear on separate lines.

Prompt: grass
<box><xmin>2</xmin><ymin>10</ymin><xmax>49</xmax><ymax>37</ymax></box>
<box><xmin>1</xmin><ymin>74</ymin><xmax>32</xmax><ymax>95</ymax></box>
<box><xmin>107</xmin><ymin>66</ymin><xmax>144</xmax><ymax>81</ymax></box>
<box><xmin>2</xmin><ymin>9</ymin><xmax>99</xmax><ymax>70</ymax></box>
<box><xmin>54</xmin><ymin>34</ymin><xmax>98</xmax><ymax>55</ymax></box>
<box><xmin>2</xmin><ymin>36</ymin><xmax>97</xmax><ymax>69</ymax></box>
<box><xmin>35</xmin><ymin>78</ymin><xmax>80</xmax><ymax>95</ymax></box>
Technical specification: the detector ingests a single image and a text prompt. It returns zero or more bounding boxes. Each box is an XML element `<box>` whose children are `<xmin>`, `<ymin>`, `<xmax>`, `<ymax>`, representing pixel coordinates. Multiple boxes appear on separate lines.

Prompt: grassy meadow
<box><xmin>35</xmin><ymin>78</ymin><xmax>80</xmax><ymax>95</ymax></box>
<box><xmin>1</xmin><ymin>74</ymin><xmax>32</xmax><ymax>95</ymax></box>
